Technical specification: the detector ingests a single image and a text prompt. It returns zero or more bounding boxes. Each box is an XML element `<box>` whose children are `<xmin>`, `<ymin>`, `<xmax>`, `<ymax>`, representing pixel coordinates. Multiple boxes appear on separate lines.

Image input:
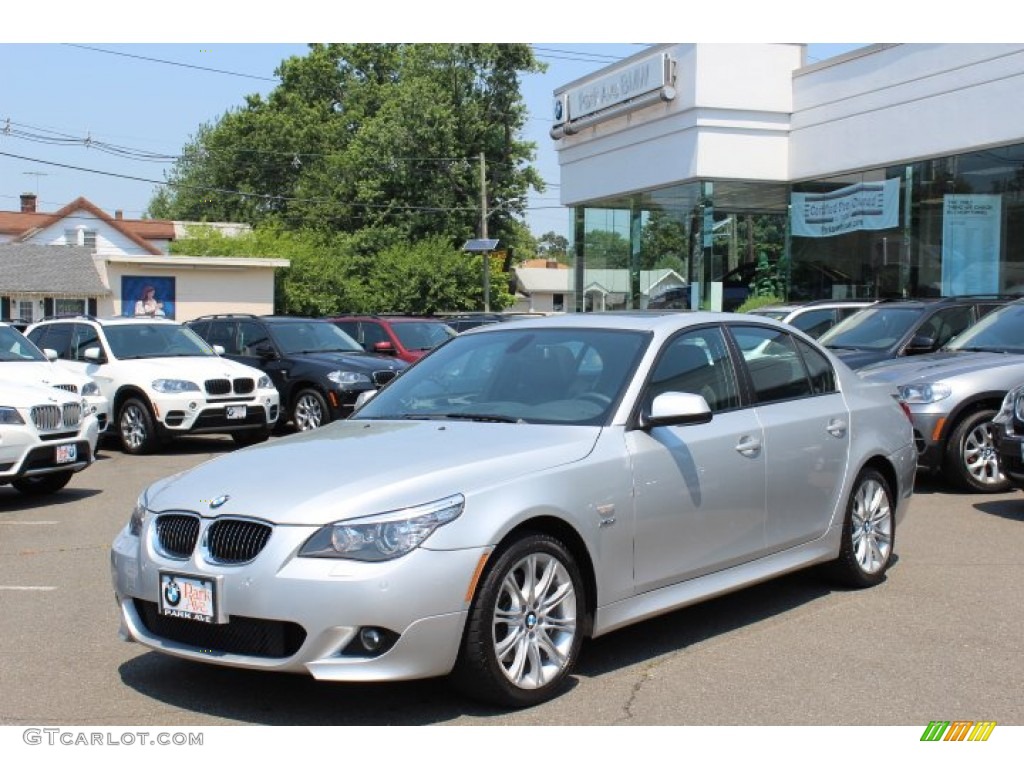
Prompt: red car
<box><xmin>328</xmin><ymin>315</ymin><xmax>456</xmax><ymax>364</ymax></box>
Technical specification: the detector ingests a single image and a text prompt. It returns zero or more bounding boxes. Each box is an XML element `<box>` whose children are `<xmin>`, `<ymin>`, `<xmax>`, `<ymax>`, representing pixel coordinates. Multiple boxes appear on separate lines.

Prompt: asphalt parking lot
<box><xmin>1</xmin><ymin>434</ymin><xmax>1022</xmax><ymax>726</ymax></box>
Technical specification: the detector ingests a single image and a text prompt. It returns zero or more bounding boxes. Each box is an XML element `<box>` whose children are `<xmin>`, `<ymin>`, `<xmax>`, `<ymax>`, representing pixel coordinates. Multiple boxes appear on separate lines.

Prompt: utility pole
<box><xmin>479</xmin><ymin>152</ymin><xmax>490</xmax><ymax>312</ymax></box>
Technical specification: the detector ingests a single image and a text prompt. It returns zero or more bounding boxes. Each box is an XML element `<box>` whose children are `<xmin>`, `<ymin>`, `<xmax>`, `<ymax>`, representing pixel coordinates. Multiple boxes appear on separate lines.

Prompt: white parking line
<box><xmin>0</xmin><ymin>521</ymin><xmax>59</xmax><ymax>525</ymax></box>
<box><xmin>0</xmin><ymin>586</ymin><xmax>56</xmax><ymax>591</ymax></box>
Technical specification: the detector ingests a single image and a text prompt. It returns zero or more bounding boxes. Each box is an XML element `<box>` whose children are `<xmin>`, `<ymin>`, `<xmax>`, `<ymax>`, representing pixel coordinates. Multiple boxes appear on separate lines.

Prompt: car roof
<box><xmin>463</xmin><ymin>310</ymin><xmax>777</xmax><ymax>334</ymax></box>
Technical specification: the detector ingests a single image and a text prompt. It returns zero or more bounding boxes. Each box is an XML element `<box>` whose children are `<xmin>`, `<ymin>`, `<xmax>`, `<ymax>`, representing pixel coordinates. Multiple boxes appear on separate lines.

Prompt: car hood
<box><xmin>858</xmin><ymin>351</ymin><xmax>1024</xmax><ymax>384</ymax></box>
<box><xmin>106</xmin><ymin>356</ymin><xmax>265</xmax><ymax>381</ymax></box>
<box><xmin>827</xmin><ymin>348</ymin><xmax>889</xmax><ymax>370</ymax></box>
<box><xmin>0</xmin><ymin>360</ymin><xmax>91</xmax><ymax>389</ymax></box>
<box><xmin>0</xmin><ymin>379</ymin><xmax>80</xmax><ymax>408</ymax></box>
<box><xmin>293</xmin><ymin>351</ymin><xmax>407</xmax><ymax>372</ymax></box>
<box><xmin>144</xmin><ymin>419</ymin><xmax>601</xmax><ymax>525</ymax></box>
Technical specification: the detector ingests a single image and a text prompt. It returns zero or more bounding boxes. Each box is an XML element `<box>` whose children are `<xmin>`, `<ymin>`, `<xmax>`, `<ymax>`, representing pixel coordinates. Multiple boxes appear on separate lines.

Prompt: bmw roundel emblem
<box><xmin>209</xmin><ymin>494</ymin><xmax>230</xmax><ymax>510</ymax></box>
<box><xmin>164</xmin><ymin>578</ymin><xmax>181</xmax><ymax>606</ymax></box>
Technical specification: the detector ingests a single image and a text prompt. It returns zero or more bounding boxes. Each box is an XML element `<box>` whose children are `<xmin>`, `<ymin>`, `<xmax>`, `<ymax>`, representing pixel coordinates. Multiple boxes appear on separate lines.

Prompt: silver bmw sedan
<box><xmin>111</xmin><ymin>311</ymin><xmax>916</xmax><ymax>708</ymax></box>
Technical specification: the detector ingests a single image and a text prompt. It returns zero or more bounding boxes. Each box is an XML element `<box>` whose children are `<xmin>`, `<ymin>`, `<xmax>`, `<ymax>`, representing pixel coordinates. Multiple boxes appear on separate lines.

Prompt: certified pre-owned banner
<box><xmin>792</xmin><ymin>179</ymin><xmax>900</xmax><ymax>238</ymax></box>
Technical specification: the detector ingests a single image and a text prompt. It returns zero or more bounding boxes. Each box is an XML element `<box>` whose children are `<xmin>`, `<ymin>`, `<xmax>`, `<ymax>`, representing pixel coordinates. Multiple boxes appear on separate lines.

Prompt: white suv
<box><xmin>0</xmin><ymin>379</ymin><xmax>99</xmax><ymax>494</ymax></box>
<box><xmin>26</xmin><ymin>317</ymin><xmax>280</xmax><ymax>454</ymax></box>
<box><xmin>0</xmin><ymin>321</ymin><xmax>110</xmax><ymax>433</ymax></box>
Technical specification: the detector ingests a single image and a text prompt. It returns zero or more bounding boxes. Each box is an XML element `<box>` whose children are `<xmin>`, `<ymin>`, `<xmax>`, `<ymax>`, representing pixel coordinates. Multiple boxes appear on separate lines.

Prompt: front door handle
<box><xmin>735</xmin><ymin>435</ymin><xmax>762</xmax><ymax>457</ymax></box>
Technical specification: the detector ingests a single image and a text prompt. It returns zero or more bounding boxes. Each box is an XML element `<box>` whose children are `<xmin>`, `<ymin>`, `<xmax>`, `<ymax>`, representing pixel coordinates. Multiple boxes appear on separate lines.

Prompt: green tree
<box><xmin>584</xmin><ymin>229</ymin><xmax>630</xmax><ymax>269</ymax></box>
<box><xmin>537</xmin><ymin>230</ymin><xmax>570</xmax><ymax>263</ymax></box>
<box><xmin>150</xmin><ymin>44</ymin><xmax>544</xmax><ymax>254</ymax></box>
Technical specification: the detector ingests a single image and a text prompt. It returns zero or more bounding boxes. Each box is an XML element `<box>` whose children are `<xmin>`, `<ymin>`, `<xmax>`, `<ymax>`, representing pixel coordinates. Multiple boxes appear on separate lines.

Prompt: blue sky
<box><xmin>1</xmin><ymin>2</ymin><xmax>928</xmax><ymax>239</ymax></box>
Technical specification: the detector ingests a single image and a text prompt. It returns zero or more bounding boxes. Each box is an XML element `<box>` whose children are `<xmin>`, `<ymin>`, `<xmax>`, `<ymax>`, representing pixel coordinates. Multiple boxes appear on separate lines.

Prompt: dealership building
<box><xmin>550</xmin><ymin>44</ymin><xmax>1024</xmax><ymax>311</ymax></box>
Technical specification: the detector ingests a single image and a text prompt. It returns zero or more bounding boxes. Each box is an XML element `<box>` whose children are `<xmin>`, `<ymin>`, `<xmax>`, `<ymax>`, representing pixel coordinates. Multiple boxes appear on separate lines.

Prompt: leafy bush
<box><xmin>736</xmin><ymin>294</ymin><xmax>784</xmax><ymax>313</ymax></box>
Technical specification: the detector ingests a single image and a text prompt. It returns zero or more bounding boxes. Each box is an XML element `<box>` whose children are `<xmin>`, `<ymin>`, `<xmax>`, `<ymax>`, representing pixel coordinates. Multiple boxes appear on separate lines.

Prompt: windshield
<box><xmin>818</xmin><ymin>306</ymin><xmax>920</xmax><ymax>350</ymax></box>
<box><xmin>268</xmin><ymin>321</ymin><xmax>364</xmax><ymax>354</ymax></box>
<box><xmin>104</xmin><ymin>323</ymin><xmax>218</xmax><ymax>359</ymax></box>
<box><xmin>0</xmin><ymin>325</ymin><xmax>47</xmax><ymax>362</ymax></box>
<box><xmin>355</xmin><ymin>327</ymin><xmax>650</xmax><ymax>426</ymax></box>
<box><xmin>946</xmin><ymin>302</ymin><xmax>1024</xmax><ymax>354</ymax></box>
<box><xmin>391</xmin><ymin>321</ymin><xmax>456</xmax><ymax>351</ymax></box>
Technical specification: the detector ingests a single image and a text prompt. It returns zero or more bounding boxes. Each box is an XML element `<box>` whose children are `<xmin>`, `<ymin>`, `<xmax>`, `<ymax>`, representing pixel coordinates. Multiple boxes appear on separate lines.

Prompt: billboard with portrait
<box><xmin>121</xmin><ymin>276</ymin><xmax>176</xmax><ymax>319</ymax></box>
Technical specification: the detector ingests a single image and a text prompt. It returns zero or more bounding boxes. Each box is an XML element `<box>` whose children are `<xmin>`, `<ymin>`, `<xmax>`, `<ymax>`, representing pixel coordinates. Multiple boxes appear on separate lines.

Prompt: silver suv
<box><xmin>859</xmin><ymin>299</ymin><xmax>1024</xmax><ymax>492</ymax></box>
<box><xmin>26</xmin><ymin>316</ymin><xmax>280</xmax><ymax>454</ymax></box>
<box><xmin>749</xmin><ymin>299</ymin><xmax>876</xmax><ymax>339</ymax></box>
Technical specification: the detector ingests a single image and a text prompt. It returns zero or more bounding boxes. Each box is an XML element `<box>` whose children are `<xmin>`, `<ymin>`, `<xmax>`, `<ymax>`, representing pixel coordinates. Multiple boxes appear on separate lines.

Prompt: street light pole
<box><xmin>479</xmin><ymin>152</ymin><xmax>490</xmax><ymax>312</ymax></box>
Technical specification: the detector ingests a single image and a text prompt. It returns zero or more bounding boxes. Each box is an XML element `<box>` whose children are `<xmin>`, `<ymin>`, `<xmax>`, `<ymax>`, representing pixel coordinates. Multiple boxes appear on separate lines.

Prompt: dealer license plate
<box><xmin>55</xmin><ymin>444</ymin><xmax>77</xmax><ymax>464</ymax></box>
<box><xmin>159</xmin><ymin>573</ymin><xmax>218</xmax><ymax>623</ymax></box>
<box><xmin>226</xmin><ymin>405</ymin><xmax>247</xmax><ymax>420</ymax></box>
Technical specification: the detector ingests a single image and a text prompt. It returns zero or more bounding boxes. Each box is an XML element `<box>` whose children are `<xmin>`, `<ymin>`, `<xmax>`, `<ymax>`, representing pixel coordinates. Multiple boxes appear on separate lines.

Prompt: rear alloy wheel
<box><xmin>291</xmin><ymin>389</ymin><xmax>329</xmax><ymax>432</ymax></box>
<box><xmin>829</xmin><ymin>468</ymin><xmax>894</xmax><ymax>588</ymax></box>
<box><xmin>12</xmin><ymin>470</ymin><xmax>73</xmax><ymax>495</ymax></box>
<box><xmin>946</xmin><ymin>409</ymin><xmax>1010</xmax><ymax>493</ymax></box>
<box><xmin>453</xmin><ymin>533</ymin><xmax>584</xmax><ymax>708</ymax></box>
<box><xmin>119</xmin><ymin>398</ymin><xmax>159</xmax><ymax>455</ymax></box>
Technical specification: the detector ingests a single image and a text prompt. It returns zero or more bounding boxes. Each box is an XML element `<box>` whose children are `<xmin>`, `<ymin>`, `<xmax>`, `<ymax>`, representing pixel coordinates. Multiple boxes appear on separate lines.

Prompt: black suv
<box><xmin>187</xmin><ymin>315</ymin><xmax>406</xmax><ymax>431</ymax></box>
<box><xmin>817</xmin><ymin>296</ymin><xmax>1013</xmax><ymax>370</ymax></box>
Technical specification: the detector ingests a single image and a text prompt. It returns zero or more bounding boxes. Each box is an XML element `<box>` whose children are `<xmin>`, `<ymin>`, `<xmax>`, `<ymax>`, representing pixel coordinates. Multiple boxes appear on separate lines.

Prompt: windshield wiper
<box><xmin>952</xmin><ymin>346</ymin><xmax>1007</xmax><ymax>353</ymax></box>
<box><xmin>438</xmin><ymin>412</ymin><xmax>522</xmax><ymax>423</ymax></box>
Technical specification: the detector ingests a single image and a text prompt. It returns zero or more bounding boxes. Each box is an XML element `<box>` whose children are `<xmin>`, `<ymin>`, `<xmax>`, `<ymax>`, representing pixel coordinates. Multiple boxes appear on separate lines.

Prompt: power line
<box><xmin>62</xmin><ymin>44</ymin><xmax>279</xmax><ymax>82</ymax></box>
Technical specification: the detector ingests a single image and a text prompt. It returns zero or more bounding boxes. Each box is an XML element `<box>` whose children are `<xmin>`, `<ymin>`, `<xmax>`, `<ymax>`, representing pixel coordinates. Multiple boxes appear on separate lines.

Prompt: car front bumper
<box><xmin>993</xmin><ymin>430</ymin><xmax>1024</xmax><ymax>489</ymax></box>
<box><xmin>152</xmin><ymin>391</ymin><xmax>280</xmax><ymax>435</ymax></box>
<box><xmin>0</xmin><ymin>416</ymin><xmax>99</xmax><ymax>481</ymax></box>
<box><xmin>111</xmin><ymin>519</ymin><xmax>488</xmax><ymax>682</ymax></box>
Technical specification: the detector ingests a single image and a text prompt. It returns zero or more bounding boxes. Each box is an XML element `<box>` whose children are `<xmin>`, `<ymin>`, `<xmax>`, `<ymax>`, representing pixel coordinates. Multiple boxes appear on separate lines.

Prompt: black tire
<box><xmin>231</xmin><ymin>426</ymin><xmax>272</xmax><ymax>447</ymax></box>
<box><xmin>944</xmin><ymin>409</ymin><xmax>1010</xmax><ymax>493</ymax></box>
<box><xmin>291</xmin><ymin>389</ymin><xmax>330</xmax><ymax>432</ymax></box>
<box><xmin>12</xmin><ymin>471</ymin><xmax>73</xmax><ymax>495</ymax></box>
<box><xmin>451</xmin><ymin>533</ymin><xmax>585</xmax><ymax>708</ymax></box>
<box><xmin>828</xmin><ymin>468</ymin><xmax>895</xmax><ymax>588</ymax></box>
<box><xmin>118</xmin><ymin>397</ymin><xmax>160</xmax><ymax>455</ymax></box>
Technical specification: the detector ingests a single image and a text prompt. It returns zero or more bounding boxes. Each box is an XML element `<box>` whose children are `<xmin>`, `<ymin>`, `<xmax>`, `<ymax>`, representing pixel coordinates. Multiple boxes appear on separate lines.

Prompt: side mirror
<box><xmin>253</xmin><ymin>342</ymin><xmax>277</xmax><ymax>359</ymax></box>
<box><xmin>83</xmin><ymin>347</ymin><xmax>103</xmax><ymax>363</ymax></box>
<box><xmin>212</xmin><ymin>344</ymin><xmax>226</xmax><ymax>356</ymax></box>
<box><xmin>373</xmin><ymin>341</ymin><xmax>397</xmax><ymax>355</ymax></box>
<box><xmin>906</xmin><ymin>334</ymin><xmax>936</xmax><ymax>353</ymax></box>
<box><xmin>642</xmin><ymin>392</ymin><xmax>713</xmax><ymax>429</ymax></box>
<box><xmin>43</xmin><ymin>348</ymin><xmax>58</xmax><ymax>361</ymax></box>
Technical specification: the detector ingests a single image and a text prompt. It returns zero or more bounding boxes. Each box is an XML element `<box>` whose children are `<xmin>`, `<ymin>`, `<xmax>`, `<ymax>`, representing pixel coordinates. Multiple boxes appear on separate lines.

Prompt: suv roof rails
<box><xmin>37</xmin><ymin>314</ymin><xmax>100</xmax><ymax>322</ymax></box>
<box><xmin>188</xmin><ymin>313</ymin><xmax>260</xmax><ymax>321</ymax></box>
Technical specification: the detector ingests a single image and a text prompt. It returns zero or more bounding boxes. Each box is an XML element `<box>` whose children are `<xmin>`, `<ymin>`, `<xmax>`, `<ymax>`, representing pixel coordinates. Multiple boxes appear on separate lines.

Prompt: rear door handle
<box><xmin>827</xmin><ymin>418</ymin><xmax>848</xmax><ymax>438</ymax></box>
<box><xmin>735</xmin><ymin>435</ymin><xmax>762</xmax><ymax>457</ymax></box>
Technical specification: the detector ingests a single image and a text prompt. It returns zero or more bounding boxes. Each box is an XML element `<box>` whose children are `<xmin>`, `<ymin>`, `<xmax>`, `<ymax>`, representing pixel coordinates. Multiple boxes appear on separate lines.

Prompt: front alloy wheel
<box><xmin>453</xmin><ymin>533</ymin><xmax>585</xmax><ymax>708</ymax></box>
<box><xmin>119</xmin><ymin>398</ymin><xmax>158</xmax><ymax>455</ymax></box>
<box><xmin>292</xmin><ymin>389</ymin><xmax>328</xmax><ymax>432</ymax></box>
<box><xmin>947</xmin><ymin>410</ymin><xmax>1010</xmax><ymax>493</ymax></box>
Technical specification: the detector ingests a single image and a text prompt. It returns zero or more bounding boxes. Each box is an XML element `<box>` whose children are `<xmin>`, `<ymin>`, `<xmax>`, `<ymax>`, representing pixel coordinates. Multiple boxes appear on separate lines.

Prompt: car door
<box><xmin>626</xmin><ymin>325</ymin><xmax>767</xmax><ymax>592</ymax></box>
<box><xmin>730</xmin><ymin>324</ymin><xmax>850</xmax><ymax>552</ymax></box>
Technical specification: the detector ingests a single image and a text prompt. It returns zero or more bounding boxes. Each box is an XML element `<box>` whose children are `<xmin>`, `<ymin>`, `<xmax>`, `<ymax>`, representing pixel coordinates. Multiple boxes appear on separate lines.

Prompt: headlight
<box><xmin>0</xmin><ymin>406</ymin><xmax>25</xmax><ymax>425</ymax></box>
<box><xmin>897</xmin><ymin>383</ymin><xmax>952</xmax><ymax>404</ymax></box>
<box><xmin>81</xmin><ymin>381</ymin><xmax>100</xmax><ymax>397</ymax></box>
<box><xmin>151</xmin><ymin>379</ymin><xmax>200</xmax><ymax>393</ymax></box>
<box><xmin>1015</xmin><ymin>393</ymin><xmax>1024</xmax><ymax>423</ymax></box>
<box><xmin>257</xmin><ymin>375</ymin><xmax>273</xmax><ymax>390</ymax></box>
<box><xmin>327</xmin><ymin>370</ymin><xmax>372</xmax><ymax>388</ymax></box>
<box><xmin>299</xmin><ymin>494</ymin><xmax>465</xmax><ymax>562</ymax></box>
<box><xmin>128</xmin><ymin>495</ymin><xmax>148</xmax><ymax>536</ymax></box>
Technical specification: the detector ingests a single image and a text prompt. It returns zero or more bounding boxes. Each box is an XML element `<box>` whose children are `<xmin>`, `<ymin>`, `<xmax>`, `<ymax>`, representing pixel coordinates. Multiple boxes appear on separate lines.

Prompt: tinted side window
<box><xmin>361</xmin><ymin>322</ymin><xmax>389</xmax><ymax>348</ymax></box>
<box><xmin>203</xmin><ymin>320</ymin><xmax>239</xmax><ymax>354</ymax></box>
<box><xmin>794</xmin><ymin>338</ymin><xmax>837</xmax><ymax>394</ymax></box>
<box><xmin>71</xmin><ymin>323</ymin><xmax>102</xmax><ymax>361</ymax></box>
<box><xmin>731</xmin><ymin>326</ymin><xmax>813</xmax><ymax>404</ymax></box>
<box><xmin>333</xmin><ymin>321</ymin><xmax>361</xmax><ymax>344</ymax></box>
<box><xmin>647</xmin><ymin>327</ymin><xmax>739</xmax><ymax>412</ymax></box>
<box><xmin>237</xmin><ymin>321</ymin><xmax>269</xmax><ymax>356</ymax></box>
<box><xmin>790</xmin><ymin>308</ymin><xmax>836</xmax><ymax>338</ymax></box>
<box><xmin>919</xmin><ymin>306</ymin><xmax>974</xmax><ymax>348</ymax></box>
<box><xmin>31</xmin><ymin>323</ymin><xmax>73</xmax><ymax>359</ymax></box>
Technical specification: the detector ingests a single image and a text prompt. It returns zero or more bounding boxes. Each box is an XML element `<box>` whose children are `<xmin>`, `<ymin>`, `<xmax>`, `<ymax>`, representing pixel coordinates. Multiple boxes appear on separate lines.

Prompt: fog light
<box><xmin>360</xmin><ymin>628</ymin><xmax>382</xmax><ymax>650</ymax></box>
<box><xmin>188</xmin><ymin>401</ymin><xmax>198</xmax><ymax>411</ymax></box>
<box><xmin>340</xmin><ymin>626</ymin><xmax>399</xmax><ymax>658</ymax></box>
